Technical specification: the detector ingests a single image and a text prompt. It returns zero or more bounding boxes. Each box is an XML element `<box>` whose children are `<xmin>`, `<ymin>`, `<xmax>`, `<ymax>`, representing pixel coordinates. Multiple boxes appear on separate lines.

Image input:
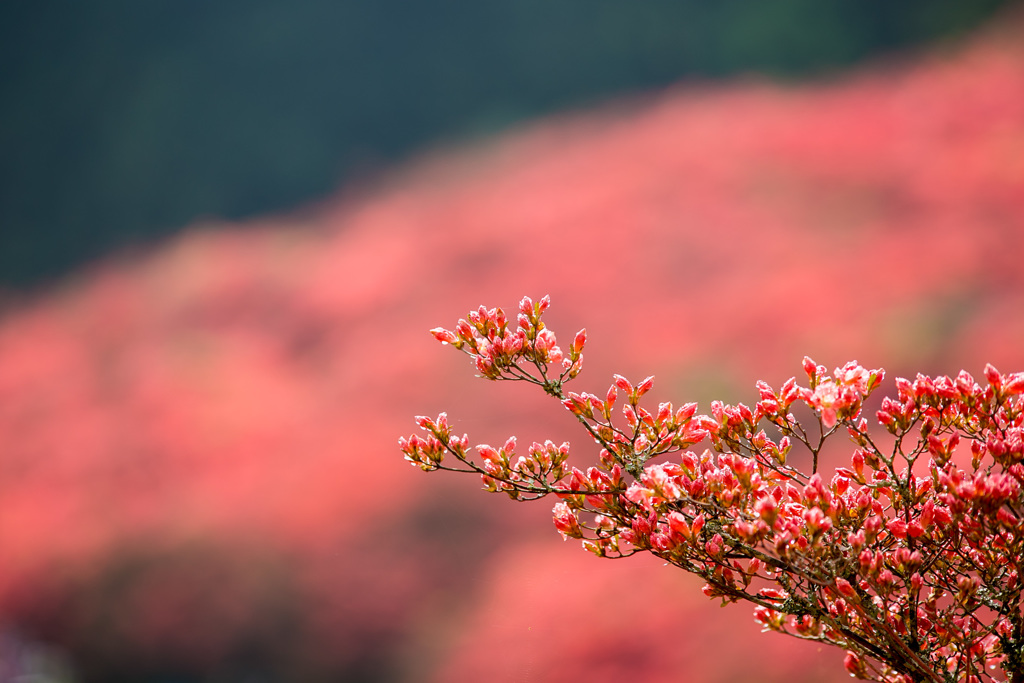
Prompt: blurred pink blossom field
<box><xmin>1</xmin><ymin>16</ymin><xmax>1023</xmax><ymax>682</ymax></box>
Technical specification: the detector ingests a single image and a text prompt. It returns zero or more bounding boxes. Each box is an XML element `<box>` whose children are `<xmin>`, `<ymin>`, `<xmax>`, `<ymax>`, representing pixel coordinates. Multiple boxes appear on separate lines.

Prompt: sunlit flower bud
<box><xmin>571</xmin><ymin>328</ymin><xmax>587</xmax><ymax>356</ymax></box>
<box><xmin>803</xmin><ymin>506</ymin><xmax>830</xmax><ymax>534</ymax></box>
<box><xmin>858</xmin><ymin>549</ymin><xmax>873</xmax><ymax>573</ymax></box>
<box><xmin>675</xmin><ymin>402</ymin><xmax>698</xmax><ymax>422</ymax></box>
<box><xmin>651</xmin><ymin>533</ymin><xmax>674</xmax><ymax>551</ymax></box>
<box><xmin>802</xmin><ymin>356</ymin><xmax>817</xmax><ymax>380</ymax></box>
<box><xmin>519</xmin><ymin>296</ymin><xmax>534</xmax><ymax>315</ymax></box>
<box><xmin>956</xmin><ymin>369</ymin><xmax>976</xmax><ymax>395</ymax></box>
<box><xmin>755</xmin><ymin>495</ymin><xmax>777</xmax><ymax>524</ymax></box>
<box><xmin>552</xmin><ymin>502</ymin><xmax>583</xmax><ymax>540</ymax></box>
<box><xmin>918</xmin><ymin>500</ymin><xmax>934</xmax><ymax>529</ymax></box>
<box><xmin>895</xmin><ymin>376</ymin><xmax>914</xmax><ymax>400</ymax></box>
<box><xmin>476</xmin><ymin>443</ymin><xmax>501</xmax><ymax>461</ymax></box>
<box><xmin>754</xmin><ymin>380</ymin><xmax>774</xmax><ymax>401</ymax></box>
<box><xmin>667</xmin><ymin>511</ymin><xmax>691</xmax><ymax>539</ymax></box>
<box><xmin>430</xmin><ymin>327</ymin><xmax>458</xmax><ymax>345</ymax></box>
<box><xmin>932</xmin><ymin>505</ymin><xmax>952</xmax><ymax>526</ymax></box>
<box><xmin>535</xmin><ymin>328</ymin><xmax>556</xmax><ymax>353</ymax></box>
<box><xmin>985</xmin><ymin>363</ymin><xmax>1002</xmax><ymax>388</ymax></box>
<box><xmin>886</xmin><ymin>518</ymin><xmax>908</xmax><ymax>539</ymax></box>
<box><xmin>733</xmin><ymin>519</ymin><xmax>757</xmax><ymax>541</ymax></box>
<box><xmin>1004</xmin><ymin>372</ymin><xmax>1024</xmax><ymax>394</ymax></box>
<box><xmin>831</xmin><ymin>474</ymin><xmax>849</xmax><ymax>495</ymax></box>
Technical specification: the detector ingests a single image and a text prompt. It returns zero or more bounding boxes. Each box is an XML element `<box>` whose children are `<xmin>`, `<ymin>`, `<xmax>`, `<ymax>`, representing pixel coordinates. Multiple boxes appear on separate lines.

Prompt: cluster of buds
<box><xmin>429</xmin><ymin>295</ymin><xmax>584</xmax><ymax>386</ymax></box>
<box><xmin>402</xmin><ymin>297</ymin><xmax>1024</xmax><ymax>683</ymax></box>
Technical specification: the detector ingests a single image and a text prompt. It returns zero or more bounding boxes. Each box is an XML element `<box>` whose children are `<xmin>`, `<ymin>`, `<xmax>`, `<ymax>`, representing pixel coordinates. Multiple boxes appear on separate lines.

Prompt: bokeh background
<box><xmin>2</xmin><ymin>2</ymin><xmax>1024</xmax><ymax>681</ymax></box>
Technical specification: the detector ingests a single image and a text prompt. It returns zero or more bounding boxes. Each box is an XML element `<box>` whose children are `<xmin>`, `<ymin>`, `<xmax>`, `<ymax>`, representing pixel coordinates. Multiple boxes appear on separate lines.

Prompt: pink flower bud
<box><xmin>667</xmin><ymin>511</ymin><xmax>691</xmax><ymax>539</ymax></box>
<box><xmin>705</xmin><ymin>533</ymin><xmax>723</xmax><ymax>556</ymax></box>
<box><xmin>835</xmin><ymin>578</ymin><xmax>857</xmax><ymax>599</ymax></box>
<box><xmin>476</xmin><ymin>444</ymin><xmax>501</xmax><ymax>462</ymax></box>
<box><xmin>755</xmin><ymin>496</ymin><xmax>777</xmax><ymax>524</ymax></box>
<box><xmin>858</xmin><ymin>549</ymin><xmax>873</xmax><ymax>572</ymax></box>
<box><xmin>552</xmin><ymin>502</ymin><xmax>582</xmax><ymax>540</ymax></box>
<box><xmin>572</xmin><ymin>328</ymin><xmax>587</xmax><ymax>353</ymax></box>
<box><xmin>985</xmin><ymin>363</ymin><xmax>1002</xmax><ymax>387</ymax></box>
<box><xmin>675</xmin><ymin>402</ymin><xmax>698</xmax><ymax>422</ymax></box>
<box><xmin>886</xmin><ymin>518</ymin><xmax>908</xmax><ymax>539</ymax></box>
<box><xmin>734</xmin><ymin>519</ymin><xmax>757</xmax><ymax>541</ymax></box>
<box><xmin>998</xmin><ymin>507</ymin><xmax>1019</xmax><ymax>527</ymax></box>
<box><xmin>651</xmin><ymin>533</ymin><xmax>673</xmax><ymax>551</ymax></box>
<box><xmin>844</xmin><ymin>652</ymin><xmax>866</xmax><ymax>677</ymax></box>
<box><xmin>430</xmin><ymin>327</ymin><xmax>458</xmax><ymax>345</ymax></box>
<box><xmin>803</xmin><ymin>506</ymin><xmax>831</xmax><ymax>533</ymax></box>
<box><xmin>535</xmin><ymin>328</ymin><xmax>556</xmax><ymax>353</ymax></box>
<box><xmin>756</xmin><ymin>380</ymin><xmax>775</xmax><ymax>401</ymax></box>
<box><xmin>1005</xmin><ymin>372</ymin><xmax>1024</xmax><ymax>395</ymax></box>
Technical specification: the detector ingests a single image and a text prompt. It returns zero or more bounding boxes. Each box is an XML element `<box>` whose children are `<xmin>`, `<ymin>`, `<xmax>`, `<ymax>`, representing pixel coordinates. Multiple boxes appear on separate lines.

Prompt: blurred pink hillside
<box><xmin>0</xmin><ymin>13</ymin><xmax>1023</xmax><ymax>683</ymax></box>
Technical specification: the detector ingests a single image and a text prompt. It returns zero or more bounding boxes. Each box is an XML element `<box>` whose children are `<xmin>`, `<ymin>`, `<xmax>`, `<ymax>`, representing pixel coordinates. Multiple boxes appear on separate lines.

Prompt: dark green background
<box><xmin>0</xmin><ymin>0</ymin><xmax>1013</xmax><ymax>290</ymax></box>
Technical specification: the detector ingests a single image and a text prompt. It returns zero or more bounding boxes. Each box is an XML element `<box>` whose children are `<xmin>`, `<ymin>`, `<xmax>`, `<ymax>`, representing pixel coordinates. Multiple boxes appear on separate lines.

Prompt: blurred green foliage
<box><xmin>0</xmin><ymin>0</ymin><xmax>1012</xmax><ymax>289</ymax></box>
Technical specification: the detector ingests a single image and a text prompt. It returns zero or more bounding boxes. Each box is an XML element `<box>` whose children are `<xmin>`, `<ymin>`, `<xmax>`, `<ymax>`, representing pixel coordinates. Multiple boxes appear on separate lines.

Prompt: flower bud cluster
<box><xmin>399</xmin><ymin>413</ymin><xmax>469</xmax><ymax>471</ymax></box>
<box><xmin>429</xmin><ymin>295</ymin><xmax>584</xmax><ymax>383</ymax></box>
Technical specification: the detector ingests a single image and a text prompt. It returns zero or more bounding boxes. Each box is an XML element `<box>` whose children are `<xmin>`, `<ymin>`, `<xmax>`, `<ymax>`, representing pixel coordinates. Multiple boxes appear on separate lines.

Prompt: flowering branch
<box><xmin>400</xmin><ymin>296</ymin><xmax>1024</xmax><ymax>683</ymax></box>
